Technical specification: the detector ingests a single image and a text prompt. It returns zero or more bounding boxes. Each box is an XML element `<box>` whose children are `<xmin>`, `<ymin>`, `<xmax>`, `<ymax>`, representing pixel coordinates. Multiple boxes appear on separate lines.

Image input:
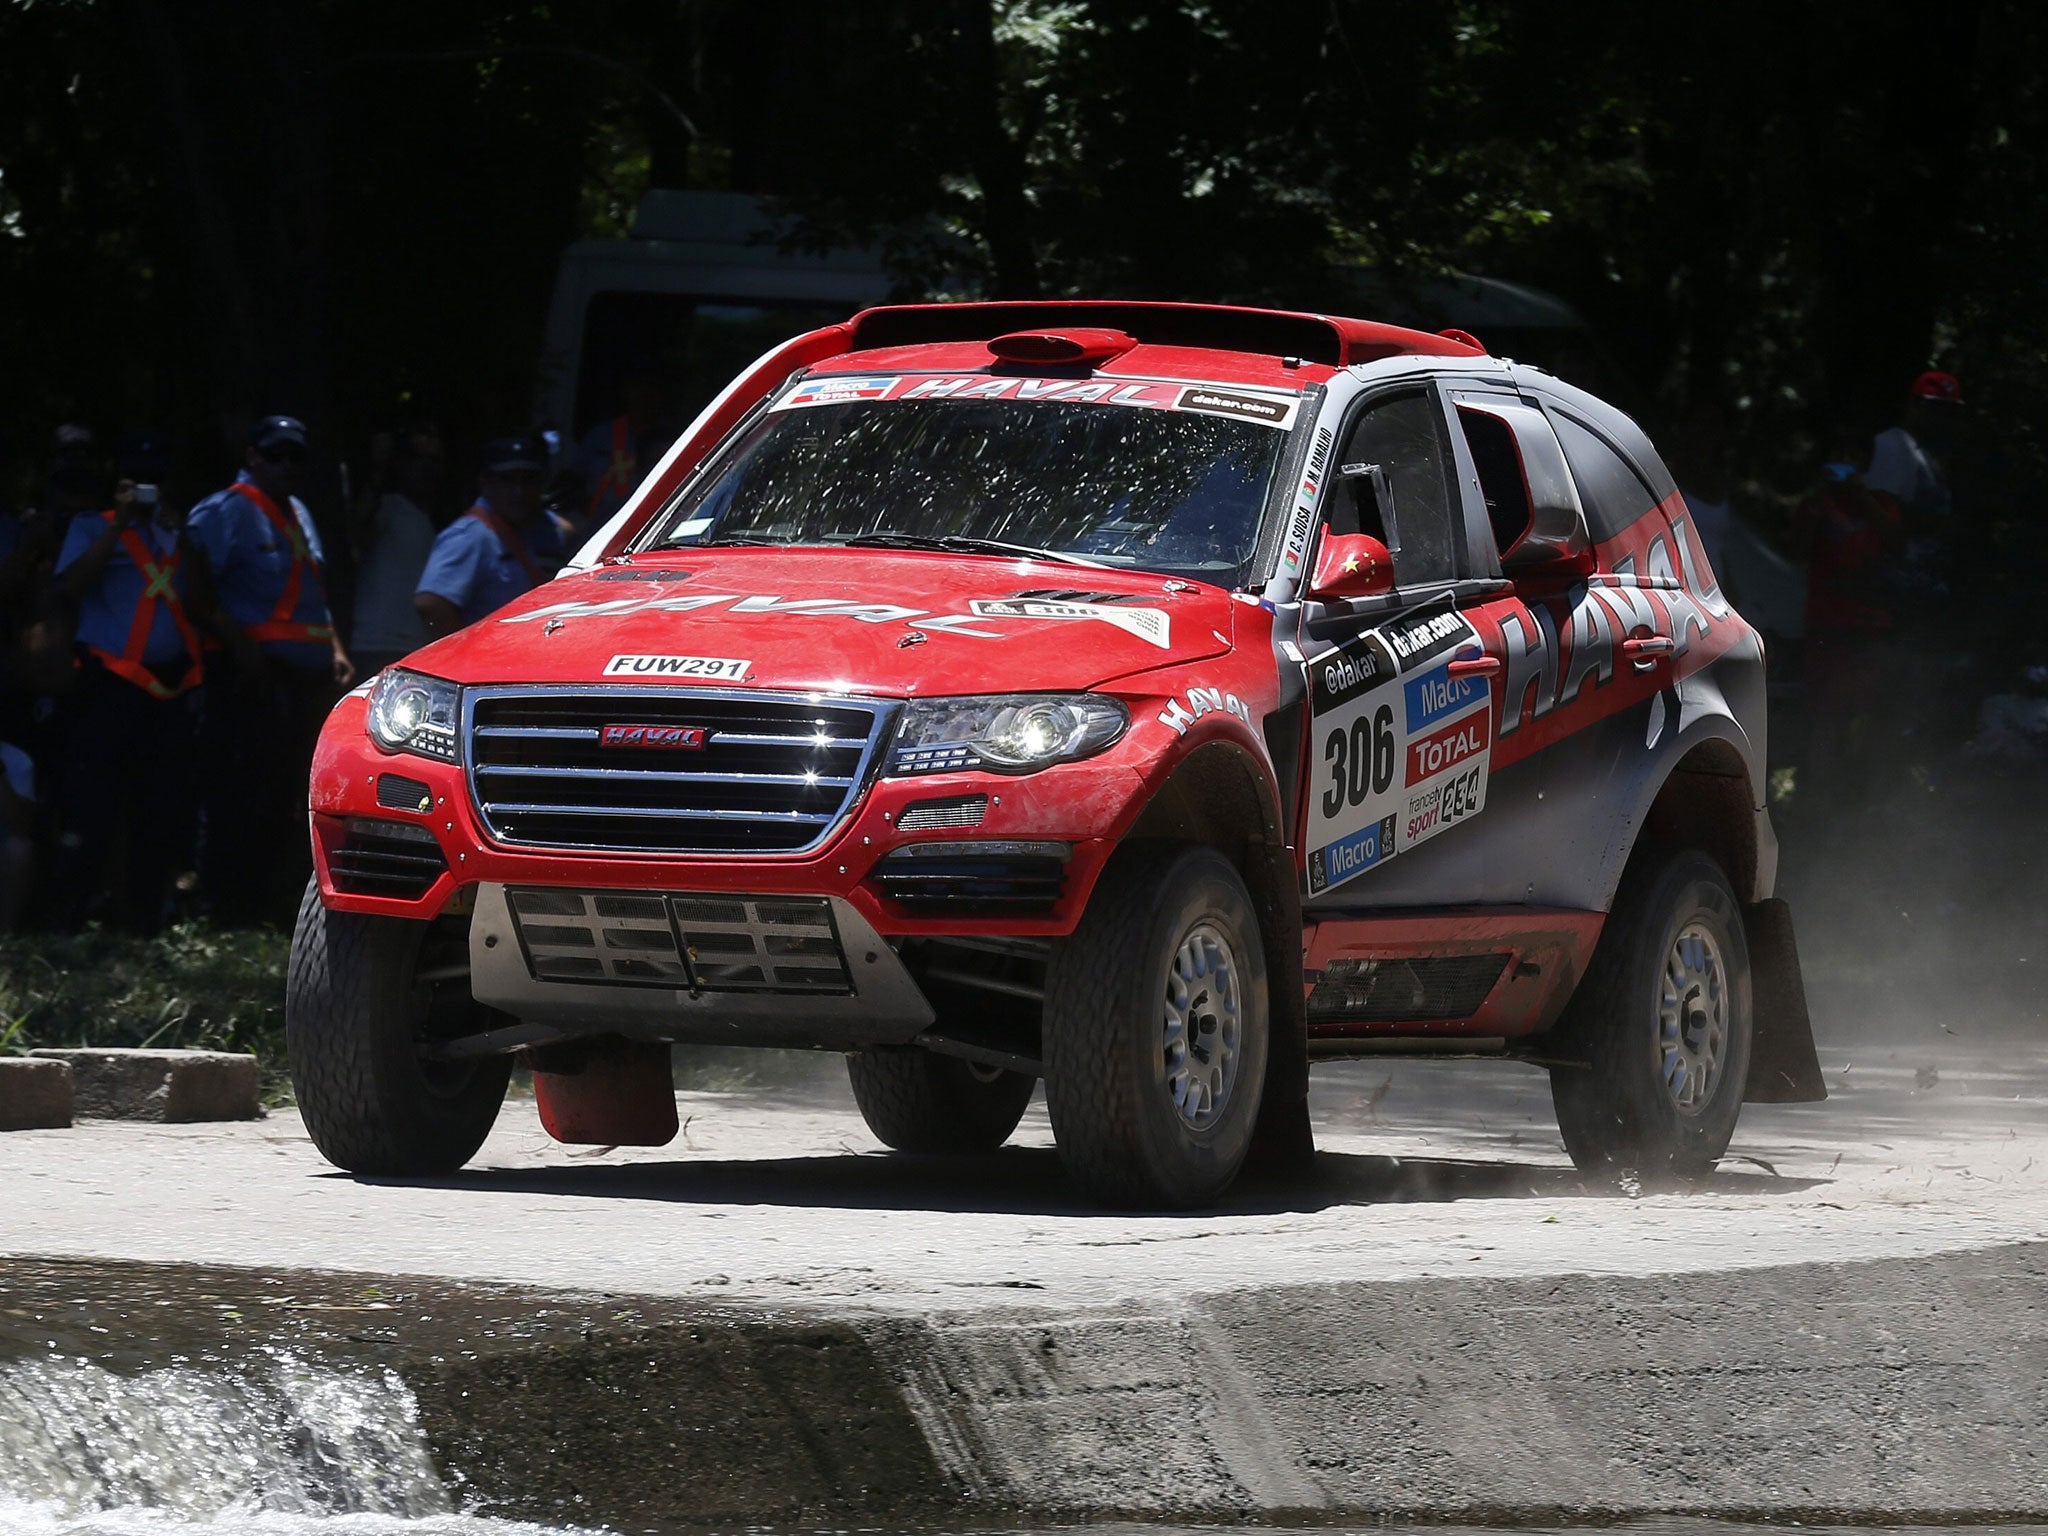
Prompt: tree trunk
<box><xmin>953</xmin><ymin>0</ymin><xmax>1041</xmax><ymax>298</ymax></box>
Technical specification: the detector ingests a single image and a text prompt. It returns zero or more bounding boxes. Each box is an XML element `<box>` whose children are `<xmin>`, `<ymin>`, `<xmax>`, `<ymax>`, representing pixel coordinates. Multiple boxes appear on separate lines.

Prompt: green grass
<box><xmin>0</xmin><ymin>924</ymin><xmax>290</xmax><ymax>1074</ymax></box>
<box><xmin>0</xmin><ymin>925</ymin><xmax>843</xmax><ymax>1106</ymax></box>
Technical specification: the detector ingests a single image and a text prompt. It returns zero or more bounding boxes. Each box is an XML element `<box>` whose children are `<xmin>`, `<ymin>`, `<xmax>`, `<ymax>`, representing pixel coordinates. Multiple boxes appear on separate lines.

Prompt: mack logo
<box><xmin>600</xmin><ymin>724</ymin><xmax>708</xmax><ymax>749</ymax></box>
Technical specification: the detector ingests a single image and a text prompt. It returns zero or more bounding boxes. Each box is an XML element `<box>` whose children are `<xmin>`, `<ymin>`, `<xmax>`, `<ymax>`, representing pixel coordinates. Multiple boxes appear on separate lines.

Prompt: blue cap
<box><xmin>250</xmin><ymin>415</ymin><xmax>308</xmax><ymax>452</ymax></box>
<box><xmin>481</xmin><ymin>434</ymin><xmax>548</xmax><ymax>474</ymax></box>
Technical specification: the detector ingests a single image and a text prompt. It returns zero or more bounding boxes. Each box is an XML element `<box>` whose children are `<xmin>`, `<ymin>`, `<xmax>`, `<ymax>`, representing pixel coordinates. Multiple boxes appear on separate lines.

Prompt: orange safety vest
<box><xmin>464</xmin><ymin>504</ymin><xmax>548</xmax><ymax>587</ymax></box>
<box><xmin>87</xmin><ymin>511</ymin><xmax>204</xmax><ymax>699</ymax></box>
<box><xmin>229</xmin><ymin>480</ymin><xmax>335</xmax><ymax>645</ymax></box>
<box><xmin>587</xmin><ymin>415</ymin><xmax>637</xmax><ymax>516</ymax></box>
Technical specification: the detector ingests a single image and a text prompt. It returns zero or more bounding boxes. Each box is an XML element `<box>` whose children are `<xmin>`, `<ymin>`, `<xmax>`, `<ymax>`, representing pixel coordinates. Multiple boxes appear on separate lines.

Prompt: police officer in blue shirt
<box><xmin>414</xmin><ymin>434</ymin><xmax>565</xmax><ymax>638</ymax></box>
<box><xmin>184</xmin><ymin>415</ymin><xmax>355</xmax><ymax>925</ymax></box>
<box><xmin>51</xmin><ymin>433</ymin><xmax>202</xmax><ymax>929</ymax></box>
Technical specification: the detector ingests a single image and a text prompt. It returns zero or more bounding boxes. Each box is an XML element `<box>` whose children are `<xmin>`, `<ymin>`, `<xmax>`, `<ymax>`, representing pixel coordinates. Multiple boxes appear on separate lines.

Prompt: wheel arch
<box><xmin>1636</xmin><ymin>734</ymin><xmax>1762</xmax><ymax>903</ymax></box>
<box><xmin>1119</xmin><ymin>738</ymin><xmax>1309</xmax><ymax>1157</ymax></box>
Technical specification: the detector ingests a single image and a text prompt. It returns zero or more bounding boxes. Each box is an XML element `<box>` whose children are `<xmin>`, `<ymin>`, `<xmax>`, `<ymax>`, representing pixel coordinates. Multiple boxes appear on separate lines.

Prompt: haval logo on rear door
<box><xmin>599</xmin><ymin>724</ymin><xmax>709</xmax><ymax>749</ymax></box>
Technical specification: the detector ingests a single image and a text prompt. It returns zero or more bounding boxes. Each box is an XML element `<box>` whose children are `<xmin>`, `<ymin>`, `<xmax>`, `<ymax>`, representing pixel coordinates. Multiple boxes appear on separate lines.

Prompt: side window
<box><xmin>1336</xmin><ymin>390</ymin><xmax>1459</xmax><ymax>587</ymax></box>
<box><xmin>1550</xmin><ymin>410</ymin><xmax>1660</xmax><ymax>539</ymax></box>
<box><xmin>1456</xmin><ymin>407</ymin><xmax>1533</xmax><ymax>559</ymax></box>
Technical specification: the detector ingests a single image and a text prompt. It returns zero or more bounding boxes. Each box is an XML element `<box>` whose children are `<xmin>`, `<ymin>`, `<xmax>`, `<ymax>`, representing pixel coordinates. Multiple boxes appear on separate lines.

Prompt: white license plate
<box><xmin>602</xmin><ymin>654</ymin><xmax>751</xmax><ymax>681</ymax></box>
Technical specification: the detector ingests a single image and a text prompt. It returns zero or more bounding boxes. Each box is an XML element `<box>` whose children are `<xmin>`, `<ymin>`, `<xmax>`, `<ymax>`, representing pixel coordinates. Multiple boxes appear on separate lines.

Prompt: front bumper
<box><xmin>309</xmin><ymin>693</ymin><xmax>1137</xmax><ymax>939</ymax></box>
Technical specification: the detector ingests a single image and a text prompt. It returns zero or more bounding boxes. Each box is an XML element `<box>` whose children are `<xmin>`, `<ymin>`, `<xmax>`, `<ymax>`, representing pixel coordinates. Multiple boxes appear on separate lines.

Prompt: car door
<box><xmin>1295</xmin><ymin>381</ymin><xmax>1515</xmax><ymax>910</ymax></box>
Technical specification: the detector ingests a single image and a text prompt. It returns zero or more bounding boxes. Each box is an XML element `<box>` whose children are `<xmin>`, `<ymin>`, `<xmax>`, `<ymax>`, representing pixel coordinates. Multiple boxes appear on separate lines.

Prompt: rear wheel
<box><xmin>1549</xmin><ymin>847</ymin><xmax>1753</xmax><ymax>1179</ymax></box>
<box><xmin>1043</xmin><ymin>843</ymin><xmax>1269</xmax><ymax>1209</ymax></box>
<box><xmin>846</xmin><ymin>1048</ymin><xmax>1036</xmax><ymax>1152</ymax></box>
<box><xmin>287</xmin><ymin>879</ymin><xmax>509</xmax><ymax>1175</ymax></box>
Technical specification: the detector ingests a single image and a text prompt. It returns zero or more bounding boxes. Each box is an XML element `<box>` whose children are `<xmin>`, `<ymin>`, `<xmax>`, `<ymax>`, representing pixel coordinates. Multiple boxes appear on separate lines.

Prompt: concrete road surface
<box><xmin>2</xmin><ymin>1029</ymin><xmax>2041</xmax><ymax>1312</ymax></box>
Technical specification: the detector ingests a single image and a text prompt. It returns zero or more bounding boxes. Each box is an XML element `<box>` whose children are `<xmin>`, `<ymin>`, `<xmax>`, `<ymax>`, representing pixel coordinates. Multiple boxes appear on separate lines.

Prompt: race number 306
<box><xmin>1321</xmin><ymin>703</ymin><xmax>1396</xmax><ymax>818</ymax></box>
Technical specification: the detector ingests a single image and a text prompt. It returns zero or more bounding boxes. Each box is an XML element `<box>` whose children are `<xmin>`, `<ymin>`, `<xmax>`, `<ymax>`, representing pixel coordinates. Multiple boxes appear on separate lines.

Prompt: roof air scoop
<box><xmin>986</xmin><ymin>328</ymin><xmax>1136</xmax><ymax>368</ymax></box>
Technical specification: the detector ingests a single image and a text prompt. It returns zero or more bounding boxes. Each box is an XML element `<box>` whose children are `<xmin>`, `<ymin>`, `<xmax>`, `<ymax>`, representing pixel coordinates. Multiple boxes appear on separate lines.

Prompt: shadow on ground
<box><xmin>342</xmin><ymin>1143</ymin><xmax>1819</xmax><ymax>1218</ymax></box>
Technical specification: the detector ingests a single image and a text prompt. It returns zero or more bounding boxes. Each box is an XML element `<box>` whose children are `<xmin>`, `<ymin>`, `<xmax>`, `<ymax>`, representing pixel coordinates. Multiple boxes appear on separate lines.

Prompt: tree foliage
<box><xmin>0</xmin><ymin>0</ymin><xmax>2041</xmax><ymax>499</ymax></box>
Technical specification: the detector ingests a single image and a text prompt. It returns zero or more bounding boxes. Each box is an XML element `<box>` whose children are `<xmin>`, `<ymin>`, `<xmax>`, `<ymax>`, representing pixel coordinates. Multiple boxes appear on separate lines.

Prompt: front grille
<box><xmin>466</xmin><ymin>687</ymin><xmax>891</xmax><ymax>855</ymax></box>
<box><xmin>329</xmin><ymin>817</ymin><xmax>447</xmax><ymax>900</ymax></box>
<box><xmin>506</xmin><ymin>886</ymin><xmax>851</xmax><ymax>993</ymax></box>
<box><xmin>896</xmin><ymin>794</ymin><xmax>988</xmax><ymax>832</ymax></box>
<box><xmin>1307</xmin><ymin>954</ymin><xmax>1509</xmax><ymax>1027</ymax></box>
<box><xmin>869</xmin><ymin>841</ymin><xmax>1068</xmax><ymax>915</ymax></box>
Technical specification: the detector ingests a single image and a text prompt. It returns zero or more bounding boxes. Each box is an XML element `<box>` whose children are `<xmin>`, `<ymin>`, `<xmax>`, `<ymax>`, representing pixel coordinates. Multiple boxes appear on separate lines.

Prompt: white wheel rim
<box><xmin>1658</xmin><ymin>921</ymin><xmax>1728</xmax><ymax>1115</ymax></box>
<box><xmin>1161</xmin><ymin>921</ymin><xmax>1243</xmax><ymax>1130</ymax></box>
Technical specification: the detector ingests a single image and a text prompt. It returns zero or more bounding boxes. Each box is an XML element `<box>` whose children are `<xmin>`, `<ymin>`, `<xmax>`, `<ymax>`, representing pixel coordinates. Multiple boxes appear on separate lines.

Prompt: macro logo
<box><xmin>599</xmin><ymin>724</ymin><xmax>709</xmax><ymax>750</ymax></box>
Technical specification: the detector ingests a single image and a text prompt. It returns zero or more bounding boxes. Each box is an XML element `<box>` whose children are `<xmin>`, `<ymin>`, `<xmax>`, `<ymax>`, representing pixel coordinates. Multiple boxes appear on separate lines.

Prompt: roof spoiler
<box><xmin>846</xmin><ymin>300</ymin><xmax>1483</xmax><ymax>368</ymax></box>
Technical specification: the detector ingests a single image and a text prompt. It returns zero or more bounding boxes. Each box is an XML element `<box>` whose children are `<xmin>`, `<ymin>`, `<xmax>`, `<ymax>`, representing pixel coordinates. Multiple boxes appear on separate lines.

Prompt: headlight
<box><xmin>366</xmin><ymin>669</ymin><xmax>460</xmax><ymax>761</ymax></box>
<box><xmin>890</xmin><ymin>694</ymin><xmax>1128</xmax><ymax>776</ymax></box>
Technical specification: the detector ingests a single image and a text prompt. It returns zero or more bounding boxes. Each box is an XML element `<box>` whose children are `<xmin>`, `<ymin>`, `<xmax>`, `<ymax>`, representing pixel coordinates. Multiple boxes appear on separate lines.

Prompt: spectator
<box><xmin>0</xmin><ymin>742</ymin><xmax>31</xmax><ymax>932</ymax></box>
<box><xmin>1791</xmin><ymin>433</ymin><xmax>1905</xmax><ymax>818</ymax></box>
<box><xmin>349</xmin><ymin>423</ymin><xmax>446</xmax><ymax>677</ymax></box>
<box><xmin>1867</xmin><ymin>370</ymin><xmax>1962</xmax><ymax>521</ymax></box>
<box><xmin>414</xmin><ymin>434</ymin><xmax>565</xmax><ymax>639</ymax></box>
<box><xmin>0</xmin><ymin>433</ymin><xmax>72</xmax><ymax>704</ymax></box>
<box><xmin>50</xmin><ymin>437</ymin><xmax>202</xmax><ymax>931</ymax></box>
<box><xmin>185</xmin><ymin>415</ymin><xmax>354</xmax><ymax>925</ymax></box>
<box><xmin>4</xmin><ymin>427</ymin><xmax>98</xmax><ymax>917</ymax></box>
<box><xmin>0</xmin><ymin>436</ymin><xmax>35</xmax><ymax>930</ymax></box>
<box><xmin>1666</xmin><ymin>402</ymin><xmax>1732</xmax><ymax>573</ymax></box>
<box><xmin>579</xmin><ymin>370</ymin><xmax>672</xmax><ymax>529</ymax></box>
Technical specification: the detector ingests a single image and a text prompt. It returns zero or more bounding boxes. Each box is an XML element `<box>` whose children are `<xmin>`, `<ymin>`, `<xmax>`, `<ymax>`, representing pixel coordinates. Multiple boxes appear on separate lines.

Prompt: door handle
<box><xmin>1621</xmin><ymin>634</ymin><xmax>1676</xmax><ymax>672</ymax></box>
<box><xmin>1447</xmin><ymin>654</ymin><xmax>1502</xmax><ymax>679</ymax></box>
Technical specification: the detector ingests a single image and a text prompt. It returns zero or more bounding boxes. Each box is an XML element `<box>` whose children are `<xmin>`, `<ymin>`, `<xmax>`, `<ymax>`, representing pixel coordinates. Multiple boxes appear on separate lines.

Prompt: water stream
<box><xmin>0</xmin><ymin>1352</ymin><xmax>562</xmax><ymax>1535</ymax></box>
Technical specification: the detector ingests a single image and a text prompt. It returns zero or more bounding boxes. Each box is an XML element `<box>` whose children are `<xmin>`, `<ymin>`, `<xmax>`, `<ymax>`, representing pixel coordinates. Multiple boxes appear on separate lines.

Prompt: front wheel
<box><xmin>846</xmin><ymin>1048</ymin><xmax>1036</xmax><ymax>1153</ymax></box>
<box><xmin>1043</xmin><ymin>843</ymin><xmax>1270</xmax><ymax>1209</ymax></box>
<box><xmin>1549</xmin><ymin>847</ymin><xmax>1753</xmax><ymax>1179</ymax></box>
<box><xmin>286</xmin><ymin>879</ymin><xmax>509</xmax><ymax>1175</ymax></box>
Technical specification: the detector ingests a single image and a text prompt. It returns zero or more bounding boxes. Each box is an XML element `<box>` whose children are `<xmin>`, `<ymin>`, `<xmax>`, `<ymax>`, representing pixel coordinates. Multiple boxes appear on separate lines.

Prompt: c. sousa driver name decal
<box><xmin>1303</xmin><ymin>607</ymin><xmax>1493</xmax><ymax>897</ymax></box>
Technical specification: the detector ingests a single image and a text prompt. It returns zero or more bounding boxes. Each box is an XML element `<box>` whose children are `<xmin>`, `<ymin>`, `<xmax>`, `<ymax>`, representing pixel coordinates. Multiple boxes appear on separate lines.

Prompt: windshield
<box><xmin>641</xmin><ymin>374</ymin><xmax>1299</xmax><ymax>583</ymax></box>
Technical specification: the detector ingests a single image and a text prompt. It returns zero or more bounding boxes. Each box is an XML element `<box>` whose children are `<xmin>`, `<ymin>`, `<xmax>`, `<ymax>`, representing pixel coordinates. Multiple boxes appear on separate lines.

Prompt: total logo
<box><xmin>1407</xmin><ymin>710</ymin><xmax>1490</xmax><ymax>781</ymax></box>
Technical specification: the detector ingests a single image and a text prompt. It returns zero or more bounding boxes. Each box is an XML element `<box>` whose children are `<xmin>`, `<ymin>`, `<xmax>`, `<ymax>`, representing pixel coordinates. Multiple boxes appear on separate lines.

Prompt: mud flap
<box><xmin>531</xmin><ymin>1037</ymin><xmax>680</xmax><ymax>1145</ymax></box>
<box><xmin>1244</xmin><ymin>846</ymin><xmax>1316</xmax><ymax>1174</ymax></box>
<box><xmin>1743</xmin><ymin>898</ymin><xmax>1827</xmax><ymax>1103</ymax></box>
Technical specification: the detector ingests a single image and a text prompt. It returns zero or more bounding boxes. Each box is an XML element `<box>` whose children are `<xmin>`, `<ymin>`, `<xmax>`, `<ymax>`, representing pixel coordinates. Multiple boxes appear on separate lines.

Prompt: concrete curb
<box><xmin>0</xmin><ymin>1057</ymin><xmax>72</xmax><ymax>1131</ymax></box>
<box><xmin>2</xmin><ymin>1244</ymin><xmax>2043</xmax><ymax>1526</ymax></box>
<box><xmin>884</xmin><ymin>1242</ymin><xmax>2048</xmax><ymax>1521</ymax></box>
<box><xmin>27</xmin><ymin>1048</ymin><xmax>260</xmax><ymax>1122</ymax></box>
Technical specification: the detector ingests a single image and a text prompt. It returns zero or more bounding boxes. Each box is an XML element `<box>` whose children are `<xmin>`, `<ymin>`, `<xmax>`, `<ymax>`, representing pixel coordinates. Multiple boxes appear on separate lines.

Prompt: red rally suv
<box><xmin>288</xmin><ymin>301</ymin><xmax>1824</xmax><ymax>1209</ymax></box>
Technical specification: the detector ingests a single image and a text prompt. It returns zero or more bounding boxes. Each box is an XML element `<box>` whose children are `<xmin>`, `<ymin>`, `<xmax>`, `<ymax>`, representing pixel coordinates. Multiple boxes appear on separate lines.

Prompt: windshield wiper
<box><xmin>658</xmin><ymin>533</ymin><xmax>775</xmax><ymax>549</ymax></box>
<box><xmin>828</xmin><ymin>531</ymin><xmax>1112</xmax><ymax>569</ymax></box>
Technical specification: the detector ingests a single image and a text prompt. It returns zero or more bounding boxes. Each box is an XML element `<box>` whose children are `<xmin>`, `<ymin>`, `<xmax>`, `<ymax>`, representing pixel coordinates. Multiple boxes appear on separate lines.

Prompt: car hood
<box><xmin>401</xmin><ymin>547</ymin><xmax>1239</xmax><ymax>695</ymax></box>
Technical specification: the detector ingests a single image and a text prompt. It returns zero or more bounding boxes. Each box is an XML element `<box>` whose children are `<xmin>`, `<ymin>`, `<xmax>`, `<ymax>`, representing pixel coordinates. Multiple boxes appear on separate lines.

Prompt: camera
<box><xmin>133</xmin><ymin>483</ymin><xmax>160</xmax><ymax>507</ymax></box>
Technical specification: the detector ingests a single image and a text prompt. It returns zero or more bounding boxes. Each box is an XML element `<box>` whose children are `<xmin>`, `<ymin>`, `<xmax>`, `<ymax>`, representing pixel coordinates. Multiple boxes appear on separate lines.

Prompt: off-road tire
<box><xmin>287</xmin><ymin>879</ymin><xmax>509</xmax><ymax>1175</ymax></box>
<box><xmin>1043</xmin><ymin>843</ymin><xmax>1270</xmax><ymax>1209</ymax></box>
<box><xmin>845</xmin><ymin>1049</ymin><xmax>1036</xmax><ymax>1152</ymax></box>
<box><xmin>1549</xmin><ymin>846</ymin><xmax>1753</xmax><ymax>1180</ymax></box>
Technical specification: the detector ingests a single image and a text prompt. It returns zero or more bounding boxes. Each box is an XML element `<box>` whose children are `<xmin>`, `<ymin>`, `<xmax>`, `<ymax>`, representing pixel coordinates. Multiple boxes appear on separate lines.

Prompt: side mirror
<box><xmin>1308</xmin><ymin>531</ymin><xmax>1394</xmax><ymax>601</ymax></box>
